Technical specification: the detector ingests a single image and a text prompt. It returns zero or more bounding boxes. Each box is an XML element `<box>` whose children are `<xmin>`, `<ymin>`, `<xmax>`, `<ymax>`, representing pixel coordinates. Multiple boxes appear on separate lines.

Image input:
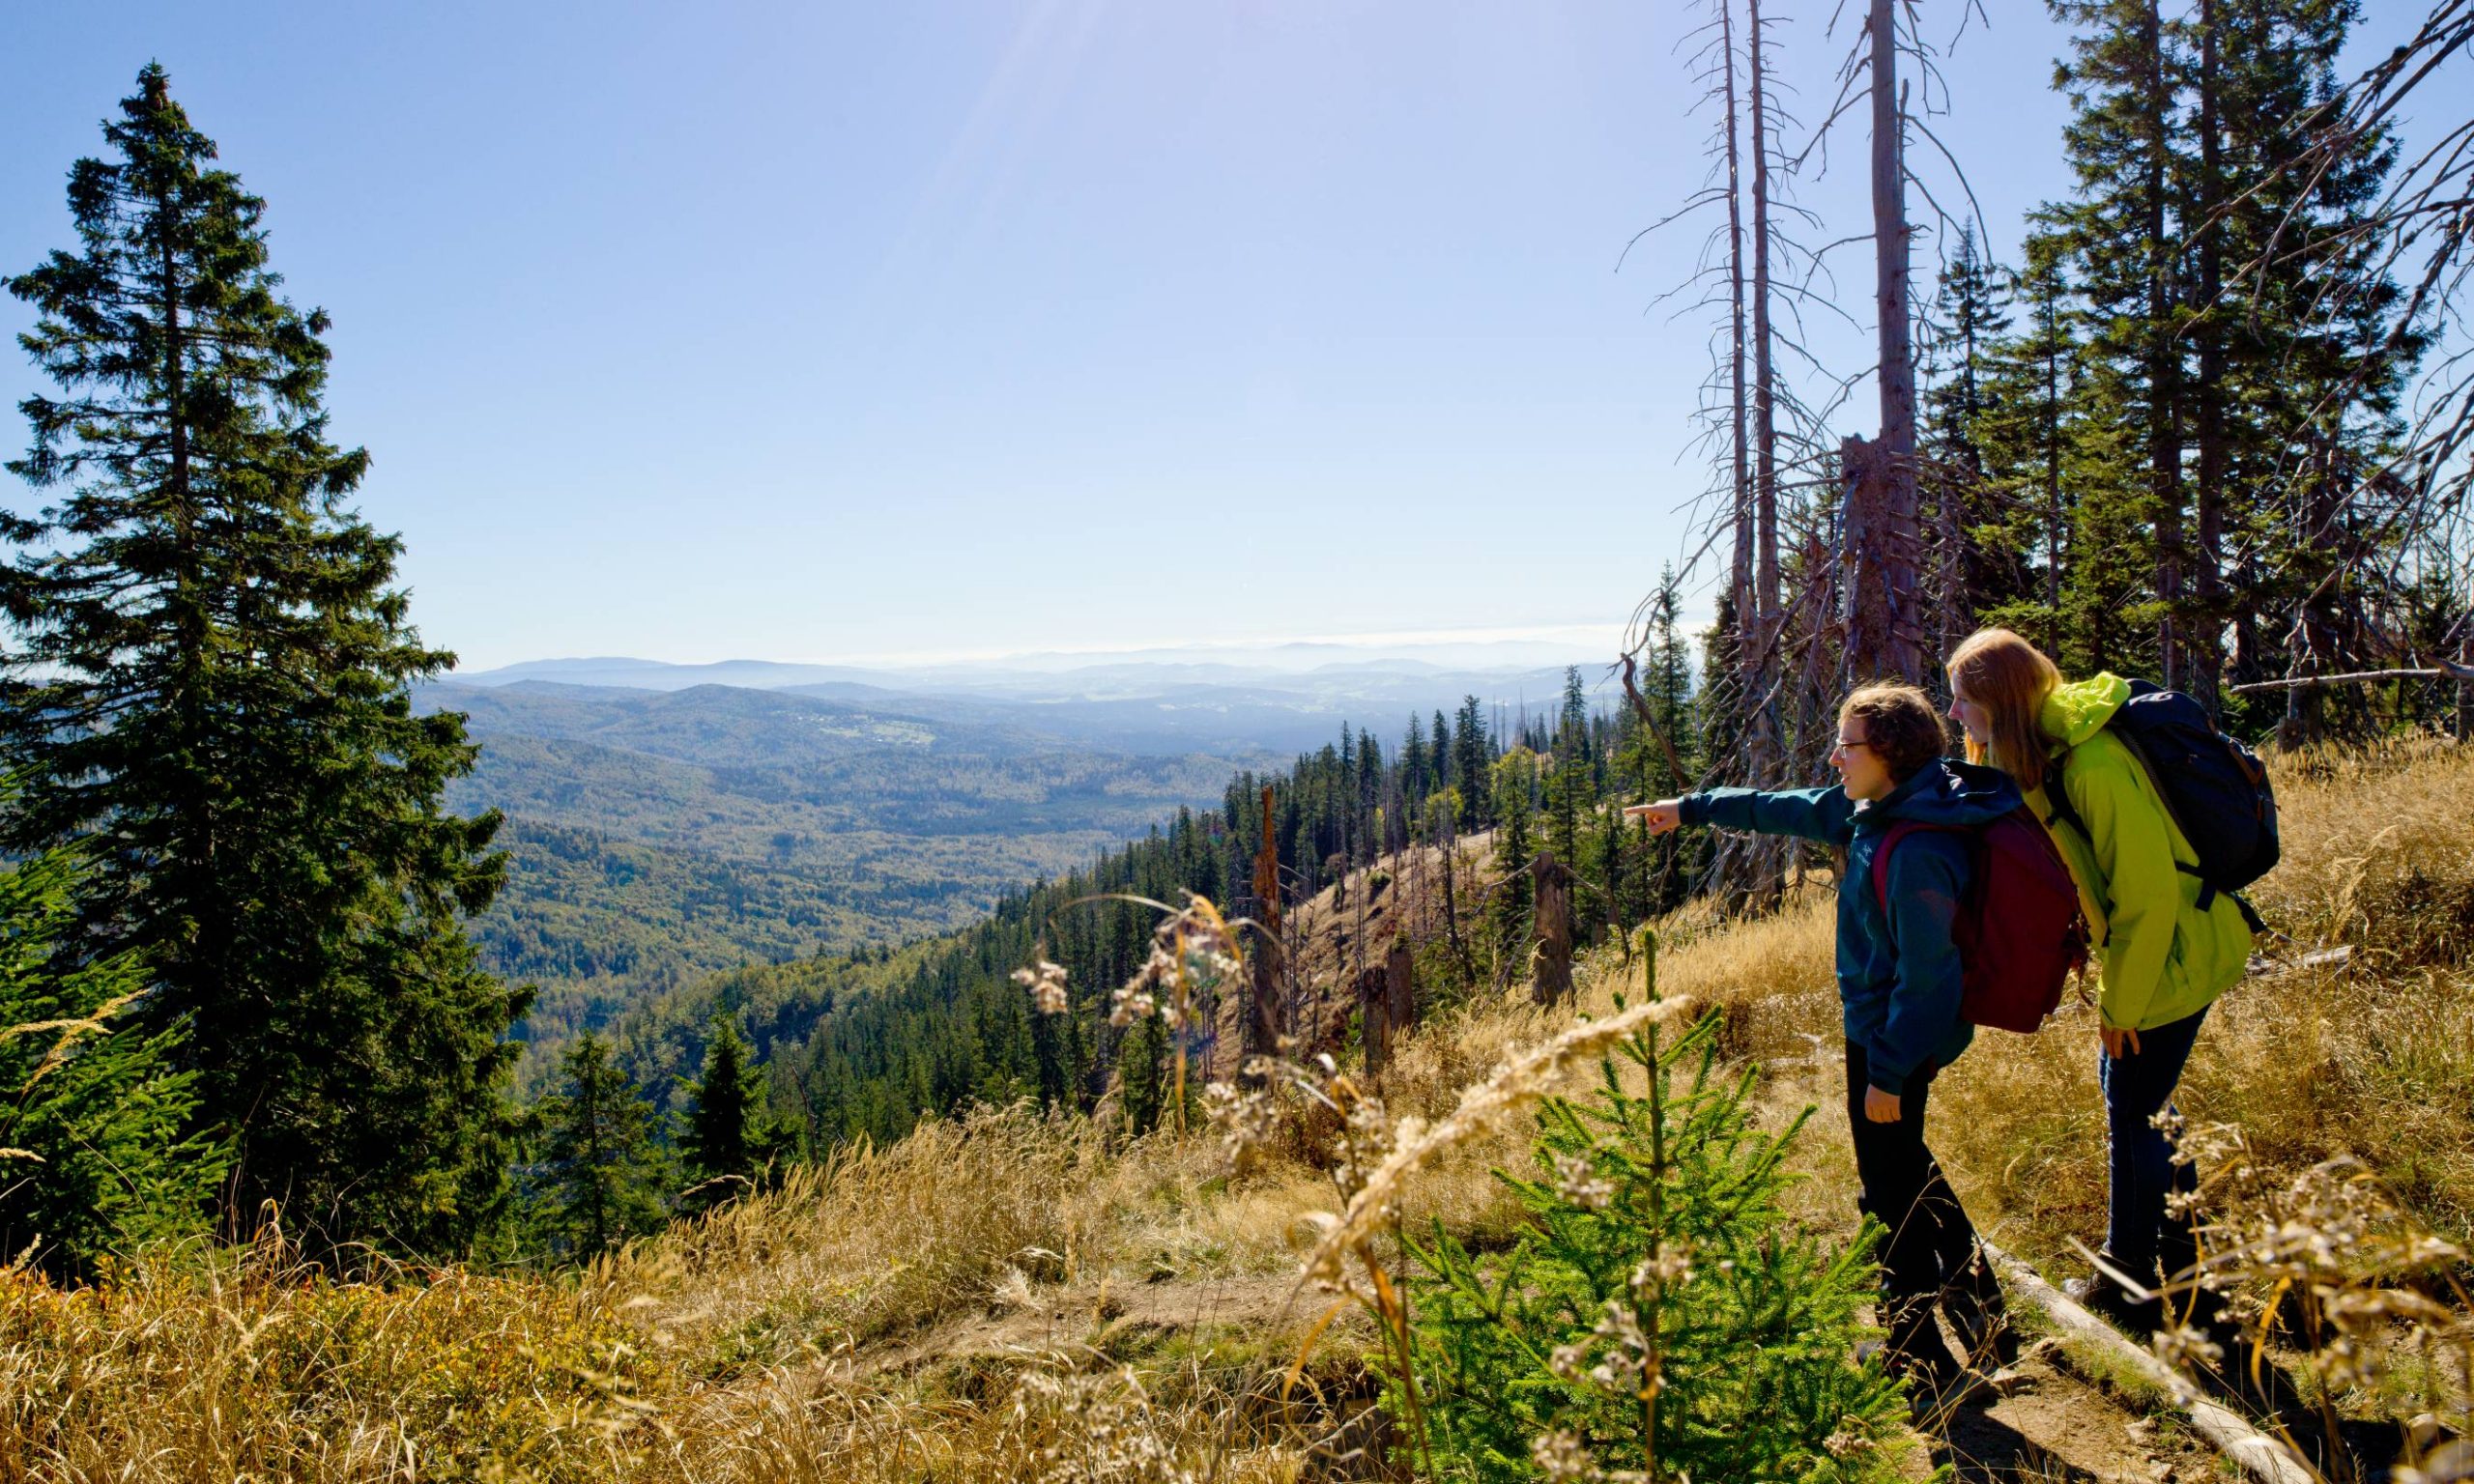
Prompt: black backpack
<box><xmin>2043</xmin><ymin>679</ymin><xmax>2279</xmax><ymax>933</ymax></box>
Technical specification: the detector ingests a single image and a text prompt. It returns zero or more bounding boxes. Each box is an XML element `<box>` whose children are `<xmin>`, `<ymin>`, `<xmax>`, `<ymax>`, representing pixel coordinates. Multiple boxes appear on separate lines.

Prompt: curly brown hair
<box><xmin>1839</xmin><ymin>682</ymin><xmax>1950</xmax><ymax>783</ymax></box>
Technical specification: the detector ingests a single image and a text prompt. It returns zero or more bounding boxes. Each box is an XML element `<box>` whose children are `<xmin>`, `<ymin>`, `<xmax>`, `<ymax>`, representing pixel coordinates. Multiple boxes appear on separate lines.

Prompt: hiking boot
<box><xmin>1905</xmin><ymin>1364</ymin><xmax>1998</xmax><ymax>1433</ymax></box>
<box><xmin>1944</xmin><ymin>1291</ymin><xmax>2022</xmax><ymax>1372</ymax></box>
<box><xmin>1942</xmin><ymin>1253</ymin><xmax>2021</xmax><ymax>1372</ymax></box>
<box><xmin>2063</xmin><ymin>1270</ymin><xmax>2162</xmax><ymax>1338</ymax></box>
<box><xmin>1877</xmin><ymin>1290</ymin><xmax>1966</xmax><ymax>1384</ymax></box>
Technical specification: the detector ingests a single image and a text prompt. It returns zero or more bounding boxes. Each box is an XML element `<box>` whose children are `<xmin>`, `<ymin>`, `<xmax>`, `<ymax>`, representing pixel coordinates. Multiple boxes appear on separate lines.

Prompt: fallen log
<box><xmin>2229</xmin><ymin>661</ymin><xmax>2474</xmax><ymax>694</ymax></box>
<box><xmin>1982</xmin><ymin>1242</ymin><xmax>2316</xmax><ymax>1484</ymax></box>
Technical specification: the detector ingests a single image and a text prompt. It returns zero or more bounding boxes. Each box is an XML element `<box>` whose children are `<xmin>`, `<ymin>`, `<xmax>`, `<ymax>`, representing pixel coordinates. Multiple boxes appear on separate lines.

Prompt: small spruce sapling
<box><xmin>1392</xmin><ymin>1004</ymin><xmax>1912</xmax><ymax>1482</ymax></box>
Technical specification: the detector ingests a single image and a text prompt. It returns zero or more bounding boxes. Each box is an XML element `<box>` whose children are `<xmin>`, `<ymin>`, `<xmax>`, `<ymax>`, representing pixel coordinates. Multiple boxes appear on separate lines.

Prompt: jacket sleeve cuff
<box><xmin>1678</xmin><ymin>793</ymin><xmax>1712</xmax><ymax>827</ymax></box>
<box><xmin>1866</xmin><ymin>1063</ymin><xmax>1909</xmax><ymax>1097</ymax></box>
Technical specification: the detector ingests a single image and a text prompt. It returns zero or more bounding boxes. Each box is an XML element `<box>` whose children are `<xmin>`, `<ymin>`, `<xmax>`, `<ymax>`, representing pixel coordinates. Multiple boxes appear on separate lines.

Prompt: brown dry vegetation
<box><xmin>0</xmin><ymin>743</ymin><xmax>2464</xmax><ymax>1480</ymax></box>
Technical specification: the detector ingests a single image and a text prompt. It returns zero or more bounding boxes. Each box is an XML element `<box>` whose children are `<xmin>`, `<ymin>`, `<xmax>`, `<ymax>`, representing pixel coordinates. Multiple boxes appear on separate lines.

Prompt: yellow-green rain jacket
<box><xmin>2029</xmin><ymin>674</ymin><xmax>2253</xmax><ymax>1032</ymax></box>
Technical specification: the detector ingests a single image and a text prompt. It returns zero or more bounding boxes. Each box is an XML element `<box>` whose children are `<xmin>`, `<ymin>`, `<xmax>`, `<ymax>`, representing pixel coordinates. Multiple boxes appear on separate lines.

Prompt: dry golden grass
<box><xmin>0</xmin><ymin>1224</ymin><xmax>666</xmax><ymax>1481</ymax></box>
<box><xmin>1</xmin><ymin>740</ymin><xmax>2463</xmax><ymax>1477</ymax></box>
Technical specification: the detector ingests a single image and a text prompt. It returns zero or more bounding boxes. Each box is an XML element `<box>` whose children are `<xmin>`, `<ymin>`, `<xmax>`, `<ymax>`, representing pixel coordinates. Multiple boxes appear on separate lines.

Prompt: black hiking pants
<box><xmin>1844</xmin><ymin>1041</ymin><xmax>2004</xmax><ymax>1382</ymax></box>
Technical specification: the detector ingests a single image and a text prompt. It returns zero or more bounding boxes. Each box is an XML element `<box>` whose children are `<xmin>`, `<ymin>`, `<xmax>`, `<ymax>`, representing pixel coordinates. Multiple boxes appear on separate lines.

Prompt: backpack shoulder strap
<box><xmin>2042</xmin><ymin>752</ymin><xmax>2092</xmax><ymax>845</ymax></box>
<box><xmin>1870</xmin><ymin>819</ymin><xmax>1961</xmax><ymax>918</ymax></box>
<box><xmin>2050</xmin><ymin>734</ymin><xmax>2221</xmax><ymax>907</ymax></box>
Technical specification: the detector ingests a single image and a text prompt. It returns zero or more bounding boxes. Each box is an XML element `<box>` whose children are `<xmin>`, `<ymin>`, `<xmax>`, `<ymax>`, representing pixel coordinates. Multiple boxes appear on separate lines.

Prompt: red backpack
<box><xmin>1870</xmin><ymin>807</ymin><xmax>2088</xmax><ymax>1034</ymax></box>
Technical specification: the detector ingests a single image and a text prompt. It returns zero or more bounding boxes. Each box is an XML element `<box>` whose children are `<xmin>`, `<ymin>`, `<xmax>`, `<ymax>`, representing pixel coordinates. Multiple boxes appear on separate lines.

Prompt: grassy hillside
<box><xmin>6</xmin><ymin>740</ymin><xmax>2466</xmax><ymax>1478</ymax></box>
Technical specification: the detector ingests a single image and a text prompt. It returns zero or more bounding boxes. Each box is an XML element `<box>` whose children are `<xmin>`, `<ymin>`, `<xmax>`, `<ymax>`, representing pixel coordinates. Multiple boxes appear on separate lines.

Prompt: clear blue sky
<box><xmin>0</xmin><ymin>3</ymin><xmax>2436</xmax><ymax>671</ymax></box>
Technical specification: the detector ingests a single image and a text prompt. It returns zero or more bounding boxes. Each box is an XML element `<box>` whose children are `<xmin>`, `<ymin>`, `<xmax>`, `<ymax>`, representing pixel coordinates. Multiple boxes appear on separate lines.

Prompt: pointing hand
<box><xmin>1624</xmin><ymin>800</ymin><xmax>1683</xmax><ymax>836</ymax></box>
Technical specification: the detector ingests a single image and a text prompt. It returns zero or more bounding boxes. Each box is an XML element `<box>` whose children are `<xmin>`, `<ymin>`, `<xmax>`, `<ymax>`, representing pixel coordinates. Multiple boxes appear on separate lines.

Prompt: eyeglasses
<box><xmin>1832</xmin><ymin>737</ymin><xmax>1870</xmax><ymax>752</ymax></box>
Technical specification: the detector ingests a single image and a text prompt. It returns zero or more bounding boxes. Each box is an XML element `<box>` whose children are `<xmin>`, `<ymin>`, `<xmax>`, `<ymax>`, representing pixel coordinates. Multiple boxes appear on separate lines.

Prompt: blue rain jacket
<box><xmin>1681</xmin><ymin>757</ymin><xmax>2024</xmax><ymax>1095</ymax></box>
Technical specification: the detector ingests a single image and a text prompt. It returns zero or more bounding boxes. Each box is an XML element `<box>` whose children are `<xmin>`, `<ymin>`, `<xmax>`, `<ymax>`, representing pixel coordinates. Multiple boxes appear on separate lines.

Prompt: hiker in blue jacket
<box><xmin>1629</xmin><ymin>682</ymin><xmax>2019</xmax><ymax>1404</ymax></box>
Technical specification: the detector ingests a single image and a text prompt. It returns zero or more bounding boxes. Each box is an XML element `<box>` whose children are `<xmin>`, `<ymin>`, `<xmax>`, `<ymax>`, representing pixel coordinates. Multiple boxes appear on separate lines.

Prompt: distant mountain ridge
<box><xmin>443</xmin><ymin>652</ymin><xmax>1625</xmax><ymax>756</ymax></box>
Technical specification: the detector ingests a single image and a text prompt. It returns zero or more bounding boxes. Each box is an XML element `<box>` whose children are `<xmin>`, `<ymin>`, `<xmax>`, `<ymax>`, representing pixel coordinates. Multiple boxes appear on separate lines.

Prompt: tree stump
<box><xmin>1358</xmin><ymin>962</ymin><xmax>1394</xmax><ymax>1073</ymax></box>
<box><xmin>1530</xmin><ymin>850</ymin><xmax>1578</xmax><ymax>1007</ymax></box>
<box><xmin>1385</xmin><ymin>935</ymin><xmax>1416</xmax><ymax>1045</ymax></box>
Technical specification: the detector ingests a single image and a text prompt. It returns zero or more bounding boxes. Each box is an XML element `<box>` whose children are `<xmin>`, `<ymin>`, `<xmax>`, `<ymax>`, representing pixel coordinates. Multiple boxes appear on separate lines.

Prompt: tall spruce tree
<box><xmin>679</xmin><ymin>1016</ymin><xmax>788</xmax><ymax>1212</ymax></box>
<box><xmin>0</xmin><ymin>841</ymin><xmax>223</xmax><ymax>1279</ymax></box>
<box><xmin>1922</xmin><ymin>224</ymin><xmax>2024</xmax><ymax>647</ymax></box>
<box><xmin>0</xmin><ymin>66</ymin><xmax>525</xmax><ymax>1254</ymax></box>
<box><xmin>1972</xmin><ymin>243</ymin><xmax>2081</xmax><ymax>651</ymax></box>
<box><xmin>2035</xmin><ymin>0</ymin><xmax>2192</xmax><ymax>685</ymax></box>
<box><xmin>2181</xmin><ymin>0</ymin><xmax>2417</xmax><ymax>733</ymax></box>
<box><xmin>538</xmin><ymin>1033</ymin><xmax>669</xmax><ymax>1257</ymax></box>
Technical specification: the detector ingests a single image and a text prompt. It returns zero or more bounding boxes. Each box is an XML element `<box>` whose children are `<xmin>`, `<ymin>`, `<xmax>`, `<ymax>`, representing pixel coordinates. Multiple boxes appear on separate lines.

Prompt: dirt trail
<box><xmin>868</xmin><ymin>1269</ymin><xmax>2223</xmax><ymax>1482</ymax></box>
<box><xmin>865</xmin><ymin>1271</ymin><xmax>1315</xmax><ymax>1378</ymax></box>
<box><xmin>1934</xmin><ymin>1337</ymin><xmax>2221</xmax><ymax>1483</ymax></box>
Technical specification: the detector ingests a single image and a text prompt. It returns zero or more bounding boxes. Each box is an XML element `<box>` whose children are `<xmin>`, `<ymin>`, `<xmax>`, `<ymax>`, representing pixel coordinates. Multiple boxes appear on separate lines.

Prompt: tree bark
<box><xmin>1386</xmin><ymin>935</ymin><xmax>1416</xmax><ymax>1044</ymax></box>
<box><xmin>1868</xmin><ymin>0</ymin><xmax>1924</xmax><ymax>683</ymax></box>
<box><xmin>1741</xmin><ymin>0</ymin><xmax>1788</xmax><ymax>906</ymax></box>
<box><xmin>1722</xmin><ymin>0</ymin><xmax>1754</xmax><ymax>685</ymax></box>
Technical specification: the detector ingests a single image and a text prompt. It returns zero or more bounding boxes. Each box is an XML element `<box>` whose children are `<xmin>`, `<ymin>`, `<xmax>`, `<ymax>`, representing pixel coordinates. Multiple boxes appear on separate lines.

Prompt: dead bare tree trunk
<box><xmin>1724</xmin><ymin>0</ymin><xmax>1755</xmax><ymax>688</ymax></box>
<box><xmin>1741</xmin><ymin>0</ymin><xmax>1789</xmax><ymax>904</ymax></box>
<box><xmin>1867</xmin><ymin>0</ymin><xmax>1925</xmax><ymax>683</ymax></box>
<box><xmin>1244</xmin><ymin>785</ymin><xmax>1284</xmax><ymax>1086</ymax></box>
<box><xmin>1749</xmin><ymin>0</ymin><xmax>1781</xmax><ymax>715</ymax></box>
<box><xmin>1437</xmin><ymin>812</ymin><xmax>1475</xmax><ymax>986</ymax></box>
<box><xmin>1842</xmin><ymin>434</ymin><xmax>1902</xmax><ymax>680</ymax></box>
<box><xmin>1363</xmin><ymin>935</ymin><xmax>1418</xmax><ymax>1076</ymax></box>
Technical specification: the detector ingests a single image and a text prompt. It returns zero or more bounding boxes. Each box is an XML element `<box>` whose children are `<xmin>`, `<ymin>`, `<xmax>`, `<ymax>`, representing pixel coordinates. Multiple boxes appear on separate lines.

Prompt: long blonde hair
<box><xmin>1947</xmin><ymin>628</ymin><xmax>2062</xmax><ymax>787</ymax></box>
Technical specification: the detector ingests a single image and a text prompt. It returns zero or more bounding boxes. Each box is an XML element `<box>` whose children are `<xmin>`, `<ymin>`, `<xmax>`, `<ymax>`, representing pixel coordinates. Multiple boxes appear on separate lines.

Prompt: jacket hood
<box><xmin>1860</xmin><ymin>756</ymin><xmax>2022</xmax><ymax>829</ymax></box>
<box><xmin>2039</xmin><ymin>672</ymin><xmax>2133</xmax><ymax>750</ymax></box>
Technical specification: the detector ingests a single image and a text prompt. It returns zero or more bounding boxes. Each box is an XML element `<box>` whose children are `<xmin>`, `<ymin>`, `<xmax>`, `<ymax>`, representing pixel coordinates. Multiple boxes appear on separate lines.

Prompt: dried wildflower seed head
<box><xmin>1011</xmin><ymin>959</ymin><xmax>1071</xmax><ymax>1015</ymax></box>
<box><xmin>1299</xmin><ymin>996</ymin><xmax>1689</xmax><ymax>1288</ymax></box>
<box><xmin>1108</xmin><ymin>985</ymin><xmax>1158</xmax><ymax>1026</ymax></box>
<box><xmin>1632</xmin><ymin>1241</ymin><xmax>1694</xmax><ymax>1292</ymax></box>
<box><xmin>1200</xmin><ymin>1080</ymin><xmax>1275</xmax><ymax>1159</ymax></box>
<box><xmin>1531</xmin><ymin>1429</ymin><xmax>1600</xmax><ymax>1482</ymax></box>
<box><xmin>1550</xmin><ymin>1151</ymin><xmax>1613</xmax><ymax>1210</ymax></box>
<box><xmin>2154</xmin><ymin>1322</ymin><xmax>2225</xmax><ymax>1374</ymax></box>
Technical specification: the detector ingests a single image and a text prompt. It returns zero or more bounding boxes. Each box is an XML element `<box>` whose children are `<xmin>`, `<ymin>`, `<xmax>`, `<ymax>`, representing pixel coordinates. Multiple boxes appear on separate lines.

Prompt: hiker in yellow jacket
<box><xmin>1944</xmin><ymin>629</ymin><xmax>2252</xmax><ymax>1334</ymax></box>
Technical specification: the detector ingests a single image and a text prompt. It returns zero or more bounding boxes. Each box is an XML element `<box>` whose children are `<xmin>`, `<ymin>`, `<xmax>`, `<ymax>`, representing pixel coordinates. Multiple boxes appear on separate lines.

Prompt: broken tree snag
<box><xmin>1385</xmin><ymin>934</ymin><xmax>1416</xmax><ymax>1048</ymax></box>
<box><xmin>1245</xmin><ymin>784</ymin><xmax>1284</xmax><ymax>1086</ymax></box>
<box><xmin>1531</xmin><ymin>850</ymin><xmax>1578</xmax><ymax>1008</ymax></box>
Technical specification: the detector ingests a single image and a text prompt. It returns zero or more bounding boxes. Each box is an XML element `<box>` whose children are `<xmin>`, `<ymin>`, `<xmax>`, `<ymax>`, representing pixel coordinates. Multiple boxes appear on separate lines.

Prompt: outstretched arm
<box><xmin>1628</xmin><ymin>785</ymin><xmax>1856</xmax><ymax>846</ymax></box>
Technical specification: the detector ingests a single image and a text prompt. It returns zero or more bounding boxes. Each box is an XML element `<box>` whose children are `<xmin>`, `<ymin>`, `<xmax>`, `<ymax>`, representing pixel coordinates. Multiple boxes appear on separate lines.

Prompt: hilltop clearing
<box><xmin>16</xmin><ymin>741</ymin><xmax>2459</xmax><ymax>1477</ymax></box>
